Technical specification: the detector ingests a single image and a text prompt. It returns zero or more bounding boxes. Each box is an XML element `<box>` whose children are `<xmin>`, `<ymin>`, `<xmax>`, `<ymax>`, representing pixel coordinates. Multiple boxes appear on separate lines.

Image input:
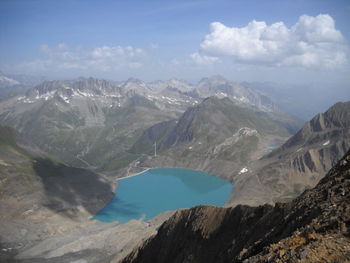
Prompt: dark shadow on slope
<box><xmin>32</xmin><ymin>157</ymin><xmax>114</xmax><ymax>218</ymax></box>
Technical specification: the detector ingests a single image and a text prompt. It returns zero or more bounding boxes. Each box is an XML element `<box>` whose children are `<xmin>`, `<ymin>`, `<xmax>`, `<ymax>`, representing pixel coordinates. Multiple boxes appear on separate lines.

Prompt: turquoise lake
<box><xmin>93</xmin><ymin>168</ymin><xmax>232</xmax><ymax>224</ymax></box>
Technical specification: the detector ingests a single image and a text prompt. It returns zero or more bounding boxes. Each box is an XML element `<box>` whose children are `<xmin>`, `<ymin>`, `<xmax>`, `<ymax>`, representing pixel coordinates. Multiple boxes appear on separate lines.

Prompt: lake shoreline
<box><xmin>95</xmin><ymin>168</ymin><xmax>233</xmax><ymax>224</ymax></box>
<box><xmin>117</xmin><ymin>168</ymin><xmax>151</xmax><ymax>181</ymax></box>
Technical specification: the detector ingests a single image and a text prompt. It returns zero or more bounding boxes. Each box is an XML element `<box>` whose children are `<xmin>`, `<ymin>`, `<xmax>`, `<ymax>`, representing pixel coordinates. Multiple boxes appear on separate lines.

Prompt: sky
<box><xmin>0</xmin><ymin>0</ymin><xmax>350</xmax><ymax>84</ymax></box>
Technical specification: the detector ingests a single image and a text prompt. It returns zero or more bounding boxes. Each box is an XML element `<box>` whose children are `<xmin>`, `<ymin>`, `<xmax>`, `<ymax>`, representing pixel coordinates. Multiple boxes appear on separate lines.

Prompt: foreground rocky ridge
<box><xmin>122</xmin><ymin>149</ymin><xmax>350</xmax><ymax>263</ymax></box>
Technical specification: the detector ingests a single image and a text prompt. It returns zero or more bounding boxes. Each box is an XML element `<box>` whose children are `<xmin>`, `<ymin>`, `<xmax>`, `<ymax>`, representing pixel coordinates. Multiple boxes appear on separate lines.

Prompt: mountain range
<box><xmin>0</xmin><ymin>75</ymin><xmax>300</xmax><ymax>175</ymax></box>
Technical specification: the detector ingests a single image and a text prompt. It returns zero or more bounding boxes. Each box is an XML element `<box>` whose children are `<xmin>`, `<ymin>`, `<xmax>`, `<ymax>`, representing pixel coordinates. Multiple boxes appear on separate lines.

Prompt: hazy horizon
<box><xmin>1</xmin><ymin>0</ymin><xmax>350</xmax><ymax>86</ymax></box>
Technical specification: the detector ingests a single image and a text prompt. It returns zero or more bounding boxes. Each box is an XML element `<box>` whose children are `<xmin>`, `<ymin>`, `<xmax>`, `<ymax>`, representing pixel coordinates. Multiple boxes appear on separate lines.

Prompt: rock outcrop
<box><xmin>121</xmin><ymin>149</ymin><xmax>350</xmax><ymax>263</ymax></box>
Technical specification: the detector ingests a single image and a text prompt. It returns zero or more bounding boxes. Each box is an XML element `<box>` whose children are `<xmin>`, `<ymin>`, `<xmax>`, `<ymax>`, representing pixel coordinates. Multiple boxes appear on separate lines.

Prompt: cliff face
<box><xmin>121</xmin><ymin>149</ymin><xmax>350</xmax><ymax>263</ymax></box>
<box><xmin>231</xmin><ymin>101</ymin><xmax>350</xmax><ymax>206</ymax></box>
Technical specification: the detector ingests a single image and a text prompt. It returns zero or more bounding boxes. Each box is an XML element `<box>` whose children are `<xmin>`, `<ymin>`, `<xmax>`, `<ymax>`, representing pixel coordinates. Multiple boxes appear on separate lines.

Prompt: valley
<box><xmin>0</xmin><ymin>73</ymin><xmax>348</xmax><ymax>263</ymax></box>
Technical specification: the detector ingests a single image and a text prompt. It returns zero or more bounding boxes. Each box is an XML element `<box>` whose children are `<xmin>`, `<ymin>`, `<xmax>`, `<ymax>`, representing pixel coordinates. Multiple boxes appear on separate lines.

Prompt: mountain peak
<box><xmin>198</xmin><ymin>75</ymin><xmax>229</xmax><ymax>86</ymax></box>
<box><xmin>125</xmin><ymin>77</ymin><xmax>144</xmax><ymax>84</ymax></box>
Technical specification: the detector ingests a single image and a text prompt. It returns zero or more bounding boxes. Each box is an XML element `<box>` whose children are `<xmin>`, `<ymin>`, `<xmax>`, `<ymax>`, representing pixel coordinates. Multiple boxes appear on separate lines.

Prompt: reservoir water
<box><xmin>93</xmin><ymin>168</ymin><xmax>232</xmax><ymax>224</ymax></box>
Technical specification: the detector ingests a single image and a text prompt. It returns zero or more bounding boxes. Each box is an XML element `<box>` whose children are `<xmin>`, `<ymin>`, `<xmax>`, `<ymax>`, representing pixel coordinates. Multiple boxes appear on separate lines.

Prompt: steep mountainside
<box><xmin>129</xmin><ymin>97</ymin><xmax>293</xmax><ymax>180</ymax></box>
<box><xmin>0</xmin><ymin>125</ymin><xmax>114</xmax><ymax>260</ymax></box>
<box><xmin>121</xmin><ymin>149</ymin><xmax>350</xmax><ymax>263</ymax></box>
<box><xmin>231</xmin><ymin>101</ymin><xmax>350</xmax><ymax>206</ymax></box>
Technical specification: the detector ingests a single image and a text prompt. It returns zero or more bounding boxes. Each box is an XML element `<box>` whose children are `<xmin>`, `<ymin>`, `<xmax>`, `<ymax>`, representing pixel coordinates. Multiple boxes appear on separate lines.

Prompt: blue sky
<box><xmin>0</xmin><ymin>0</ymin><xmax>349</xmax><ymax>83</ymax></box>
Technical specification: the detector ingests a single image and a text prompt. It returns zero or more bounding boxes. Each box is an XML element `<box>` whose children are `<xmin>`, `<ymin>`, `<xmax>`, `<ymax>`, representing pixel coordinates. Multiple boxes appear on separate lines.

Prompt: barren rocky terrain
<box><xmin>122</xmin><ymin>149</ymin><xmax>350</xmax><ymax>263</ymax></box>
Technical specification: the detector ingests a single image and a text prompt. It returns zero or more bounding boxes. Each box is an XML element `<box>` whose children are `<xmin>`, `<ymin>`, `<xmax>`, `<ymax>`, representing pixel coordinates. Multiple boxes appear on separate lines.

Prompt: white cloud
<box><xmin>199</xmin><ymin>14</ymin><xmax>348</xmax><ymax>68</ymax></box>
<box><xmin>128</xmin><ymin>62</ymin><xmax>143</xmax><ymax>69</ymax></box>
<box><xmin>57</xmin><ymin>43</ymin><xmax>69</xmax><ymax>51</ymax></box>
<box><xmin>171</xmin><ymin>58</ymin><xmax>181</xmax><ymax>65</ymax></box>
<box><xmin>293</xmin><ymin>14</ymin><xmax>343</xmax><ymax>43</ymax></box>
<box><xmin>90</xmin><ymin>46</ymin><xmax>144</xmax><ymax>61</ymax></box>
<box><xmin>190</xmin><ymin>52</ymin><xmax>220</xmax><ymax>65</ymax></box>
<box><xmin>150</xmin><ymin>43</ymin><xmax>159</xmax><ymax>49</ymax></box>
<box><xmin>17</xmin><ymin>44</ymin><xmax>146</xmax><ymax>74</ymax></box>
<box><xmin>40</xmin><ymin>44</ymin><xmax>50</xmax><ymax>53</ymax></box>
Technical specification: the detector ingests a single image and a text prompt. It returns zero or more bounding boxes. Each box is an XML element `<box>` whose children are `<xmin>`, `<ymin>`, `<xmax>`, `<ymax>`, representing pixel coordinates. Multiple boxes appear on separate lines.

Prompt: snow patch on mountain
<box><xmin>323</xmin><ymin>140</ymin><xmax>330</xmax><ymax>146</ymax></box>
<box><xmin>239</xmin><ymin>167</ymin><xmax>248</xmax><ymax>174</ymax></box>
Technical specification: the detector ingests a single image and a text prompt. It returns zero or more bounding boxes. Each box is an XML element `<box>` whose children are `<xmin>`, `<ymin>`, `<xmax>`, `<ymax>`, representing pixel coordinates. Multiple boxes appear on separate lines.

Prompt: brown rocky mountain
<box><xmin>121</xmin><ymin>149</ymin><xmax>350</xmax><ymax>263</ymax></box>
<box><xmin>231</xmin><ymin>101</ymin><xmax>350</xmax><ymax>207</ymax></box>
<box><xmin>127</xmin><ymin>96</ymin><xmax>295</xmax><ymax>181</ymax></box>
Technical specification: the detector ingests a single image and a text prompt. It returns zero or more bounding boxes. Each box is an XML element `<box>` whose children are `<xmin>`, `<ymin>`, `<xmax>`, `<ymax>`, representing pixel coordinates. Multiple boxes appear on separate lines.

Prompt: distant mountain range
<box><xmin>0</xmin><ymin>75</ymin><xmax>300</xmax><ymax>174</ymax></box>
<box><xmin>243</xmin><ymin>81</ymin><xmax>350</xmax><ymax>120</ymax></box>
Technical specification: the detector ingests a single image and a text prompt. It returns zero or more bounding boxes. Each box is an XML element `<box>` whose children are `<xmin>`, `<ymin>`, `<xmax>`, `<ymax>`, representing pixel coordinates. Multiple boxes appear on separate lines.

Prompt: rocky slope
<box><xmin>0</xmin><ymin>125</ymin><xmax>115</xmax><ymax>261</ymax></box>
<box><xmin>121</xmin><ymin>149</ymin><xmax>350</xmax><ymax>263</ymax></box>
<box><xmin>231</xmin><ymin>101</ymin><xmax>350</xmax><ymax>206</ymax></box>
<box><xmin>128</xmin><ymin>96</ymin><xmax>294</xmax><ymax>181</ymax></box>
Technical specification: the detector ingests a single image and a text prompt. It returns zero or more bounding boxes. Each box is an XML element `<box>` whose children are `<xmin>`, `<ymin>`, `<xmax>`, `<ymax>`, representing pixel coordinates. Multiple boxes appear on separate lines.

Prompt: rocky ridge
<box><xmin>121</xmin><ymin>149</ymin><xmax>350</xmax><ymax>263</ymax></box>
<box><xmin>231</xmin><ymin>101</ymin><xmax>350</xmax><ymax>207</ymax></box>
